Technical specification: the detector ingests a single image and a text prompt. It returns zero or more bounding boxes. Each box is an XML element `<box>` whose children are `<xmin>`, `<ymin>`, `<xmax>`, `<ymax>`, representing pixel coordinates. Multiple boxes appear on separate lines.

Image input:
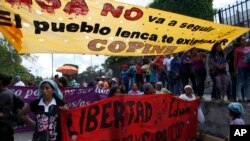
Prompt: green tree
<box><xmin>149</xmin><ymin>0</ymin><xmax>214</xmax><ymax>21</ymax></box>
<box><xmin>0</xmin><ymin>38</ymin><xmax>34</xmax><ymax>83</ymax></box>
<box><xmin>78</xmin><ymin>65</ymin><xmax>100</xmax><ymax>83</ymax></box>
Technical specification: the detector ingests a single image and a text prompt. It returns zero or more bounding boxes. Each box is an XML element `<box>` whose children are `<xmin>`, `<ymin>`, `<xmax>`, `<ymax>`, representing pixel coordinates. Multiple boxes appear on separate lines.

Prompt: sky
<box><xmin>19</xmin><ymin>0</ymin><xmax>244</xmax><ymax>78</ymax></box>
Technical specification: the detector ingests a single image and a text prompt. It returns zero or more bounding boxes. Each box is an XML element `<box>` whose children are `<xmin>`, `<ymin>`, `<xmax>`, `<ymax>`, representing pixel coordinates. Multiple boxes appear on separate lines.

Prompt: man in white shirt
<box><xmin>163</xmin><ymin>55</ymin><xmax>173</xmax><ymax>89</ymax></box>
<box><xmin>14</xmin><ymin>76</ymin><xmax>25</xmax><ymax>86</ymax></box>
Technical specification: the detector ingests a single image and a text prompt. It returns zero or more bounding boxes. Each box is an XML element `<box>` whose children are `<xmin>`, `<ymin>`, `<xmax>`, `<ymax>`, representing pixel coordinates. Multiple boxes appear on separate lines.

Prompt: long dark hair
<box><xmin>0</xmin><ymin>73</ymin><xmax>12</xmax><ymax>87</ymax></box>
<box><xmin>108</xmin><ymin>86</ymin><xmax>120</xmax><ymax>97</ymax></box>
<box><xmin>210</xmin><ymin>42</ymin><xmax>224</xmax><ymax>57</ymax></box>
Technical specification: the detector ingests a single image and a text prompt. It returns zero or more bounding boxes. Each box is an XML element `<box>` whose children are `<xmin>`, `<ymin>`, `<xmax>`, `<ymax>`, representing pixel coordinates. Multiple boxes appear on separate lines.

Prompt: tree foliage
<box><xmin>78</xmin><ymin>65</ymin><xmax>101</xmax><ymax>83</ymax></box>
<box><xmin>149</xmin><ymin>0</ymin><xmax>214</xmax><ymax>21</ymax></box>
<box><xmin>0</xmin><ymin>38</ymin><xmax>34</xmax><ymax>82</ymax></box>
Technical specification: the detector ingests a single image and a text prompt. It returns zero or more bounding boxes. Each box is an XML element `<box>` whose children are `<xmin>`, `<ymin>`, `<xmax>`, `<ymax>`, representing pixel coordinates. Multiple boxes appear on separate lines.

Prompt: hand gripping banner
<box><xmin>0</xmin><ymin>0</ymin><xmax>249</xmax><ymax>56</ymax></box>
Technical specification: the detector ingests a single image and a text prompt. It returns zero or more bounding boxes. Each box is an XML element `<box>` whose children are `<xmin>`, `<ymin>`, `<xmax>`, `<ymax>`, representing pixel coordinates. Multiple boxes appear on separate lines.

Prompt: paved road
<box><xmin>14</xmin><ymin>132</ymin><xmax>32</xmax><ymax>141</ymax></box>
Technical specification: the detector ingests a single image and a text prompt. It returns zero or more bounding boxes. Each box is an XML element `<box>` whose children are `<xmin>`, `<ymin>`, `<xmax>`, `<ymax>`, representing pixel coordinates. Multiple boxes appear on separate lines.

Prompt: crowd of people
<box><xmin>96</xmin><ymin>36</ymin><xmax>250</xmax><ymax>103</ymax></box>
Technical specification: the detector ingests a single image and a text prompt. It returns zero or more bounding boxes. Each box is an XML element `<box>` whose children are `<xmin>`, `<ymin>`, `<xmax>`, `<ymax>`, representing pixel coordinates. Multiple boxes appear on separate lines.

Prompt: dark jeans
<box><xmin>210</xmin><ymin>74</ymin><xmax>217</xmax><ymax>99</ymax></box>
<box><xmin>181</xmin><ymin>71</ymin><xmax>197</xmax><ymax>93</ymax></box>
<box><xmin>194</xmin><ymin>68</ymin><xmax>207</xmax><ymax>97</ymax></box>
<box><xmin>229</xmin><ymin>72</ymin><xmax>236</xmax><ymax>100</ymax></box>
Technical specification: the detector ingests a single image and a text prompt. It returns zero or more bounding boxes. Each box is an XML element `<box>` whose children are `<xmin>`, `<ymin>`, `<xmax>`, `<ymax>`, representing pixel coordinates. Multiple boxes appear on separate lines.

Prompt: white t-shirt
<box><xmin>14</xmin><ymin>81</ymin><xmax>25</xmax><ymax>86</ymax></box>
<box><xmin>179</xmin><ymin>94</ymin><xmax>196</xmax><ymax>101</ymax></box>
<box><xmin>163</xmin><ymin>56</ymin><xmax>173</xmax><ymax>71</ymax></box>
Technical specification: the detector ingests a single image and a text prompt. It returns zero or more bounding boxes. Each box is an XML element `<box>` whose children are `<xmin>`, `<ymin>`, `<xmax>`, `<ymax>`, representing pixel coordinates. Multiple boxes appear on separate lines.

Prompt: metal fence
<box><xmin>214</xmin><ymin>0</ymin><xmax>250</xmax><ymax>29</ymax></box>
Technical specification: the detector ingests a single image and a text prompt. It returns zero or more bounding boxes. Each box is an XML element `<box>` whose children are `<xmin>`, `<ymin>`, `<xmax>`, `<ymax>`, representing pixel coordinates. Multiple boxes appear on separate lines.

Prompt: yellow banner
<box><xmin>0</xmin><ymin>0</ymin><xmax>249</xmax><ymax>56</ymax></box>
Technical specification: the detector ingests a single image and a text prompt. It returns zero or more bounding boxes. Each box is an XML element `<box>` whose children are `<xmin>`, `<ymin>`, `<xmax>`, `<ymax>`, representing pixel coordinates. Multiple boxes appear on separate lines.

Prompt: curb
<box><xmin>200</xmin><ymin>134</ymin><xmax>224</xmax><ymax>141</ymax></box>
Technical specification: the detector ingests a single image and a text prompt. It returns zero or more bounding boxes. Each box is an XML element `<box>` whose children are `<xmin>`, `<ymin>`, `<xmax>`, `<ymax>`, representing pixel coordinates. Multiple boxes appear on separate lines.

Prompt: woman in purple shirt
<box><xmin>191</xmin><ymin>48</ymin><xmax>207</xmax><ymax>99</ymax></box>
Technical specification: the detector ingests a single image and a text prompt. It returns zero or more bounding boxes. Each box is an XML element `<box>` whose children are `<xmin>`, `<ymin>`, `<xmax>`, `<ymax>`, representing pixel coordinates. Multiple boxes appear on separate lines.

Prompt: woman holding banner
<box><xmin>179</xmin><ymin>85</ymin><xmax>205</xmax><ymax>124</ymax></box>
<box><xmin>18</xmin><ymin>79</ymin><xmax>68</xmax><ymax>141</ymax></box>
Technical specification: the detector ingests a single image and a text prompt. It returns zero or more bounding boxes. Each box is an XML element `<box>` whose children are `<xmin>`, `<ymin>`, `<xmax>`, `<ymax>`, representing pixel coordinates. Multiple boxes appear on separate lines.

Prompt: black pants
<box><xmin>194</xmin><ymin>68</ymin><xmax>207</xmax><ymax>97</ymax></box>
<box><xmin>181</xmin><ymin>72</ymin><xmax>197</xmax><ymax>93</ymax></box>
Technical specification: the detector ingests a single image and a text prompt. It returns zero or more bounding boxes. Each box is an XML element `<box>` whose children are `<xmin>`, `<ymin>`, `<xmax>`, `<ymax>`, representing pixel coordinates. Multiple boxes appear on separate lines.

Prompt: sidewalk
<box><xmin>14</xmin><ymin>132</ymin><xmax>32</xmax><ymax>141</ymax></box>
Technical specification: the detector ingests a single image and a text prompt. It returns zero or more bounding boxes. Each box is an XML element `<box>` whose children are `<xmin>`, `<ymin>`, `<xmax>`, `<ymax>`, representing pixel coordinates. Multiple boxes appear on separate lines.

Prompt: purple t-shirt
<box><xmin>231</xmin><ymin>117</ymin><xmax>245</xmax><ymax>125</ymax></box>
<box><xmin>234</xmin><ymin>47</ymin><xmax>250</xmax><ymax>68</ymax></box>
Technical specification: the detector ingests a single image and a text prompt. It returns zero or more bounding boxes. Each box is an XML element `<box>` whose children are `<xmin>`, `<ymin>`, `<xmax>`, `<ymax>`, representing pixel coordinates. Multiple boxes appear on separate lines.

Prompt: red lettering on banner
<box><xmin>64</xmin><ymin>0</ymin><xmax>89</xmax><ymax>15</ymax></box>
<box><xmin>124</xmin><ymin>7</ymin><xmax>143</xmax><ymax>21</ymax></box>
<box><xmin>5</xmin><ymin>0</ymin><xmax>32</xmax><ymax>7</ymax></box>
<box><xmin>5</xmin><ymin>1</ymin><xmax>144</xmax><ymax>20</ymax></box>
<box><xmin>88</xmin><ymin>39</ymin><xmax>177</xmax><ymax>54</ymax></box>
<box><xmin>101</xmin><ymin>3</ymin><xmax>124</xmax><ymax>18</ymax></box>
<box><xmin>35</xmin><ymin>0</ymin><xmax>61</xmax><ymax>13</ymax></box>
<box><xmin>101</xmin><ymin>3</ymin><xmax>143</xmax><ymax>21</ymax></box>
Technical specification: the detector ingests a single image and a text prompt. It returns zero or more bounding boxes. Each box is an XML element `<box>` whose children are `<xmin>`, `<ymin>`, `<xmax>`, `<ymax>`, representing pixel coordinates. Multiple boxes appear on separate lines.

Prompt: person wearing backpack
<box><xmin>0</xmin><ymin>73</ymin><xmax>14</xmax><ymax>141</ymax></box>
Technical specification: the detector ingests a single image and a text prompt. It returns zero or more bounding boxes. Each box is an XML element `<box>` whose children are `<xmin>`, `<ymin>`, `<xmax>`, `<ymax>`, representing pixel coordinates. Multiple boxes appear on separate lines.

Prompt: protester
<box><xmin>54</xmin><ymin>74</ymin><xmax>60</xmax><ymax>85</ymax></box>
<box><xmin>155</xmin><ymin>81</ymin><xmax>171</xmax><ymax>94</ymax></box>
<box><xmin>128</xmin><ymin>60</ymin><xmax>137</xmax><ymax>90</ymax></box>
<box><xmin>228</xmin><ymin>102</ymin><xmax>245</xmax><ymax>125</ymax></box>
<box><xmin>120</xmin><ymin>64</ymin><xmax>129</xmax><ymax>92</ymax></box>
<box><xmin>0</xmin><ymin>73</ymin><xmax>14</xmax><ymax>141</ymax></box>
<box><xmin>108</xmin><ymin>86</ymin><xmax>122</xmax><ymax>97</ymax></box>
<box><xmin>109</xmin><ymin>77</ymin><xmax>117</xmax><ymax>88</ymax></box>
<box><xmin>234</xmin><ymin>37</ymin><xmax>250</xmax><ymax>102</ymax></box>
<box><xmin>169</xmin><ymin>53</ymin><xmax>182</xmax><ymax>95</ymax></box>
<box><xmin>135</xmin><ymin>59</ymin><xmax>144</xmax><ymax>89</ymax></box>
<box><xmin>101</xmin><ymin>76</ymin><xmax>109</xmax><ymax>89</ymax></box>
<box><xmin>141</xmin><ymin>58</ymin><xmax>151</xmax><ymax>83</ymax></box>
<box><xmin>191</xmin><ymin>48</ymin><xmax>207</xmax><ymax>100</ymax></box>
<box><xmin>128</xmin><ymin>84</ymin><xmax>142</xmax><ymax>95</ymax></box>
<box><xmin>67</xmin><ymin>76</ymin><xmax>79</xmax><ymax>87</ymax></box>
<box><xmin>180</xmin><ymin>50</ymin><xmax>197</xmax><ymax>93</ymax></box>
<box><xmin>209</xmin><ymin>43</ymin><xmax>230</xmax><ymax>101</ymax></box>
<box><xmin>225</xmin><ymin>102</ymin><xmax>245</xmax><ymax>141</ymax></box>
<box><xmin>0</xmin><ymin>118</ymin><xmax>14</xmax><ymax>141</ymax></box>
<box><xmin>143</xmin><ymin>83</ymin><xmax>155</xmax><ymax>95</ymax></box>
<box><xmin>58</xmin><ymin>76</ymin><xmax>68</xmax><ymax>96</ymax></box>
<box><xmin>163</xmin><ymin>55</ymin><xmax>173</xmax><ymax>89</ymax></box>
<box><xmin>179</xmin><ymin>85</ymin><xmax>197</xmax><ymax>101</ymax></box>
<box><xmin>18</xmin><ymin>79</ymin><xmax>68</xmax><ymax>141</ymax></box>
<box><xmin>14</xmin><ymin>75</ymin><xmax>25</xmax><ymax>86</ymax></box>
<box><xmin>179</xmin><ymin>85</ymin><xmax>205</xmax><ymax>124</ymax></box>
<box><xmin>226</xmin><ymin>43</ymin><xmax>239</xmax><ymax>101</ymax></box>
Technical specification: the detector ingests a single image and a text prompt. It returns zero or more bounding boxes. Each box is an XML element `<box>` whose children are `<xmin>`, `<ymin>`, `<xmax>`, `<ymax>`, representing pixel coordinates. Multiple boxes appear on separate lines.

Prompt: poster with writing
<box><xmin>0</xmin><ymin>0</ymin><xmax>249</xmax><ymax>56</ymax></box>
<box><xmin>61</xmin><ymin>94</ymin><xmax>198</xmax><ymax>141</ymax></box>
